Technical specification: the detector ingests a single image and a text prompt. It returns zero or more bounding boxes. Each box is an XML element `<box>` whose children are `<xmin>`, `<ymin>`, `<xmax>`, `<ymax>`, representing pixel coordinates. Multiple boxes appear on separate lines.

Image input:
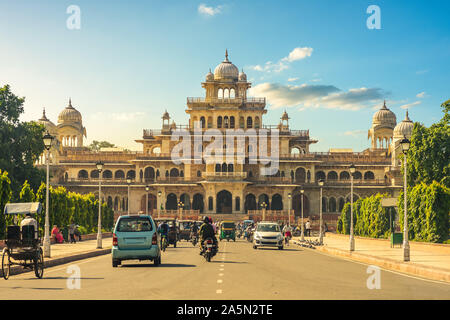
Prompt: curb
<box><xmin>293</xmin><ymin>240</ymin><xmax>450</xmax><ymax>283</ymax></box>
<box><xmin>1</xmin><ymin>248</ymin><xmax>111</xmax><ymax>278</ymax></box>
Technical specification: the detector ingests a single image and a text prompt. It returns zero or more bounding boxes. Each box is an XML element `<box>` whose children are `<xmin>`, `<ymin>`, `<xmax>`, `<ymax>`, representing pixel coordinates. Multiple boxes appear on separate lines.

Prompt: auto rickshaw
<box><xmin>219</xmin><ymin>221</ymin><xmax>236</xmax><ymax>241</ymax></box>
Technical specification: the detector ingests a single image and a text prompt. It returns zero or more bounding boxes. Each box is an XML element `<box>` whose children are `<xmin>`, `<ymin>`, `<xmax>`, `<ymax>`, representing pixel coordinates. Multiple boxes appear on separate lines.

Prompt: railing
<box><xmin>187</xmin><ymin>97</ymin><xmax>266</xmax><ymax>104</ymax></box>
<box><xmin>202</xmin><ymin>172</ymin><xmax>247</xmax><ymax>179</ymax></box>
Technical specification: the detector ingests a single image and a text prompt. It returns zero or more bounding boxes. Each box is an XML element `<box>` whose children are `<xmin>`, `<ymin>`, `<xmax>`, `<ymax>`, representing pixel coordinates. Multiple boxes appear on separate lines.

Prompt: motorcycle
<box><xmin>190</xmin><ymin>232</ymin><xmax>198</xmax><ymax>246</ymax></box>
<box><xmin>237</xmin><ymin>229</ymin><xmax>243</xmax><ymax>239</ymax></box>
<box><xmin>201</xmin><ymin>237</ymin><xmax>218</xmax><ymax>262</ymax></box>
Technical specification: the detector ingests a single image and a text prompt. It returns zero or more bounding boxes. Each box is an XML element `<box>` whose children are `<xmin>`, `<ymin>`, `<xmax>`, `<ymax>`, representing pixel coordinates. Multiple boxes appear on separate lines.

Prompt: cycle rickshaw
<box><xmin>2</xmin><ymin>202</ymin><xmax>44</xmax><ymax>280</ymax></box>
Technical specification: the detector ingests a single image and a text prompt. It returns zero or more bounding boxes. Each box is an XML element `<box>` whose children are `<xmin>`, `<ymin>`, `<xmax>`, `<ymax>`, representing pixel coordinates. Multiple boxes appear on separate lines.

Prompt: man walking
<box><xmin>69</xmin><ymin>220</ymin><xmax>76</xmax><ymax>243</ymax></box>
<box><xmin>305</xmin><ymin>220</ymin><xmax>311</xmax><ymax>237</ymax></box>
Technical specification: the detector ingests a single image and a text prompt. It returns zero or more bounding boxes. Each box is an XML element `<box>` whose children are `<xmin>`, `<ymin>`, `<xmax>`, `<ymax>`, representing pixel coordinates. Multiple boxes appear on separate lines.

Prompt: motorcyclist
<box><xmin>157</xmin><ymin>221</ymin><xmax>170</xmax><ymax>248</ymax></box>
<box><xmin>198</xmin><ymin>216</ymin><xmax>218</xmax><ymax>254</ymax></box>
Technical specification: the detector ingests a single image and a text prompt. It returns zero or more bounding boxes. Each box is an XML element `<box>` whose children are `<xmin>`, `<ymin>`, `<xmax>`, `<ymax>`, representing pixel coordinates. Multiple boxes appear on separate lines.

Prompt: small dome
<box><xmin>238</xmin><ymin>69</ymin><xmax>247</xmax><ymax>81</ymax></box>
<box><xmin>206</xmin><ymin>69</ymin><xmax>214</xmax><ymax>81</ymax></box>
<box><xmin>58</xmin><ymin>99</ymin><xmax>82</xmax><ymax>124</ymax></box>
<box><xmin>38</xmin><ymin>108</ymin><xmax>57</xmax><ymax>133</ymax></box>
<box><xmin>281</xmin><ymin>110</ymin><xmax>289</xmax><ymax>120</ymax></box>
<box><xmin>170</xmin><ymin>120</ymin><xmax>177</xmax><ymax>129</ymax></box>
<box><xmin>162</xmin><ymin>110</ymin><xmax>170</xmax><ymax>120</ymax></box>
<box><xmin>394</xmin><ymin>110</ymin><xmax>413</xmax><ymax>138</ymax></box>
<box><xmin>214</xmin><ymin>50</ymin><xmax>239</xmax><ymax>81</ymax></box>
<box><xmin>372</xmin><ymin>101</ymin><xmax>396</xmax><ymax>128</ymax></box>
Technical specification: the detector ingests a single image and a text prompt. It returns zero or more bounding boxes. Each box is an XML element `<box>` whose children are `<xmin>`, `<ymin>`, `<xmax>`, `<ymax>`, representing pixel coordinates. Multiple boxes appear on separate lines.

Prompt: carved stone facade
<box><xmin>36</xmin><ymin>51</ymin><xmax>413</xmax><ymax>219</ymax></box>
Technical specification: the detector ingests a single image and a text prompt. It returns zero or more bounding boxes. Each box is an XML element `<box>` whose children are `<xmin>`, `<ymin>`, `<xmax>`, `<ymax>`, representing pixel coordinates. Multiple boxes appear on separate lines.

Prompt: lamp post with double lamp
<box><xmin>349</xmin><ymin>164</ymin><xmax>356</xmax><ymax>251</ymax></box>
<box><xmin>158</xmin><ymin>191</ymin><xmax>162</xmax><ymax>218</ymax></box>
<box><xmin>300</xmin><ymin>190</ymin><xmax>305</xmax><ymax>241</ymax></box>
<box><xmin>96</xmin><ymin>161</ymin><xmax>104</xmax><ymax>249</ymax></box>
<box><xmin>318</xmin><ymin>179</ymin><xmax>324</xmax><ymax>245</ymax></box>
<box><xmin>126</xmin><ymin>178</ymin><xmax>132</xmax><ymax>214</ymax></box>
<box><xmin>42</xmin><ymin>132</ymin><xmax>54</xmax><ymax>258</ymax></box>
<box><xmin>287</xmin><ymin>193</ymin><xmax>292</xmax><ymax>228</ymax></box>
<box><xmin>145</xmin><ymin>185</ymin><xmax>150</xmax><ymax>215</ymax></box>
<box><xmin>400</xmin><ymin>136</ymin><xmax>411</xmax><ymax>262</ymax></box>
<box><xmin>261</xmin><ymin>202</ymin><xmax>267</xmax><ymax>222</ymax></box>
<box><xmin>178</xmin><ymin>201</ymin><xmax>184</xmax><ymax>220</ymax></box>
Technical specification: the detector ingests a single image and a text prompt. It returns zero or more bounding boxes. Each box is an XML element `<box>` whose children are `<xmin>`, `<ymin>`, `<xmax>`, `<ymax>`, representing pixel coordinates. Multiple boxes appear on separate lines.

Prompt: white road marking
<box><xmin>217</xmin><ymin>279</ymin><xmax>223</xmax><ymax>284</ymax></box>
<box><xmin>219</xmin><ymin>268</ymin><xmax>224</xmax><ymax>271</ymax></box>
<box><xmin>219</xmin><ymin>273</ymin><xmax>224</xmax><ymax>276</ymax></box>
<box><xmin>216</xmin><ymin>289</ymin><xmax>222</xmax><ymax>294</ymax></box>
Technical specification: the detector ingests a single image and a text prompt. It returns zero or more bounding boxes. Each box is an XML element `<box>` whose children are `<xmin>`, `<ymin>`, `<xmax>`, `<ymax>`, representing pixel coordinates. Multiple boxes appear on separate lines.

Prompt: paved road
<box><xmin>0</xmin><ymin>239</ymin><xmax>449</xmax><ymax>299</ymax></box>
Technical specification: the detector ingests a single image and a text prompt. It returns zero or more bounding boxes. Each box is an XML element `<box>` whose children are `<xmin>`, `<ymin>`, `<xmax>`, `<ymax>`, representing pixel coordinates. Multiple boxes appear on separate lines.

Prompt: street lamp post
<box><xmin>288</xmin><ymin>193</ymin><xmax>292</xmax><ymax>229</ymax></box>
<box><xmin>349</xmin><ymin>164</ymin><xmax>356</xmax><ymax>251</ymax></box>
<box><xmin>126</xmin><ymin>178</ymin><xmax>132</xmax><ymax>214</ymax></box>
<box><xmin>318</xmin><ymin>179</ymin><xmax>324</xmax><ymax>245</ymax></box>
<box><xmin>300</xmin><ymin>190</ymin><xmax>305</xmax><ymax>241</ymax></box>
<box><xmin>261</xmin><ymin>202</ymin><xmax>267</xmax><ymax>221</ymax></box>
<box><xmin>400</xmin><ymin>136</ymin><xmax>411</xmax><ymax>262</ymax></box>
<box><xmin>42</xmin><ymin>132</ymin><xmax>54</xmax><ymax>258</ymax></box>
<box><xmin>178</xmin><ymin>201</ymin><xmax>184</xmax><ymax>220</ymax></box>
<box><xmin>158</xmin><ymin>191</ymin><xmax>162</xmax><ymax>218</ymax></box>
<box><xmin>145</xmin><ymin>185</ymin><xmax>150</xmax><ymax>215</ymax></box>
<box><xmin>96</xmin><ymin>161</ymin><xmax>104</xmax><ymax>249</ymax></box>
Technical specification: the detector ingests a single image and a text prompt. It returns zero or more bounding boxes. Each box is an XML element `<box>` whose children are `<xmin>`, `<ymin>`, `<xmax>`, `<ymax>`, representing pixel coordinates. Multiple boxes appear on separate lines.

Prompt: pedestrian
<box><xmin>305</xmin><ymin>220</ymin><xmax>311</xmax><ymax>237</ymax></box>
<box><xmin>69</xmin><ymin>220</ymin><xmax>76</xmax><ymax>243</ymax></box>
<box><xmin>74</xmin><ymin>225</ymin><xmax>82</xmax><ymax>241</ymax></box>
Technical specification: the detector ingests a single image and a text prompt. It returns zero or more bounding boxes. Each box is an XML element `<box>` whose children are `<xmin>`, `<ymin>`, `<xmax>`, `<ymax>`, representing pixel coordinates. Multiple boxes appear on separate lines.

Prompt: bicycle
<box><xmin>161</xmin><ymin>235</ymin><xmax>168</xmax><ymax>252</ymax></box>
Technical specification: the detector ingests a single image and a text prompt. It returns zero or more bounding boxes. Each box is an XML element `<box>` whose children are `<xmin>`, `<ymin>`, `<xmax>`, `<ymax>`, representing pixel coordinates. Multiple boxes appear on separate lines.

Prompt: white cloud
<box><xmin>251</xmin><ymin>47</ymin><xmax>313</xmax><ymax>73</ymax></box>
<box><xmin>399</xmin><ymin>101</ymin><xmax>421</xmax><ymax>109</ymax></box>
<box><xmin>416</xmin><ymin>69</ymin><xmax>429</xmax><ymax>75</ymax></box>
<box><xmin>198</xmin><ymin>4</ymin><xmax>223</xmax><ymax>16</ymax></box>
<box><xmin>344</xmin><ymin>130</ymin><xmax>366</xmax><ymax>137</ymax></box>
<box><xmin>416</xmin><ymin>91</ymin><xmax>427</xmax><ymax>98</ymax></box>
<box><xmin>288</xmin><ymin>77</ymin><xmax>299</xmax><ymax>82</ymax></box>
<box><xmin>249</xmin><ymin>82</ymin><xmax>385</xmax><ymax>111</ymax></box>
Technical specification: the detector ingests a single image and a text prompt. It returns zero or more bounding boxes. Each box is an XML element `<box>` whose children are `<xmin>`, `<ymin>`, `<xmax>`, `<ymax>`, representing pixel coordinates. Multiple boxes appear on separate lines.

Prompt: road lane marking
<box><xmin>219</xmin><ymin>273</ymin><xmax>224</xmax><ymax>276</ymax></box>
<box><xmin>217</xmin><ymin>279</ymin><xmax>223</xmax><ymax>284</ymax></box>
<box><xmin>216</xmin><ymin>289</ymin><xmax>222</xmax><ymax>294</ymax></box>
<box><xmin>219</xmin><ymin>268</ymin><xmax>224</xmax><ymax>271</ymax></box>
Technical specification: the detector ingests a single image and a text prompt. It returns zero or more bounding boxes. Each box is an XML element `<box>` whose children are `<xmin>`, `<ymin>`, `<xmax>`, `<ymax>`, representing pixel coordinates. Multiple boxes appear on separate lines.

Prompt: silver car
<box><xmin>252</xmin><ymin>222</ymin><xmax>284</xmax><ymax>250</ymax></box>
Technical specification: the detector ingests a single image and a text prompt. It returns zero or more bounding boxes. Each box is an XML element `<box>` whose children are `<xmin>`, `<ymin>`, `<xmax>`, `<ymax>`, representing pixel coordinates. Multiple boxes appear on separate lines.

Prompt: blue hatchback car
<box><xmin>112</xmin><ymin>215</ymin><xmax>161</xmax><ymax>267</ymax></box>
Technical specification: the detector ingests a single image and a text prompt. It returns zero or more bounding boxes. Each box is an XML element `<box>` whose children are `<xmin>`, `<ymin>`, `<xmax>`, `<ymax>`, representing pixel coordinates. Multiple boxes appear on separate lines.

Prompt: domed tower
<box><xmin>391</xmin><ymin>110</ymin><xmax>414</xmax><ymax>166</ymax></box>
<box><xmin>36</xmin><ymin>108</ymin><xmax>61</xmax><ymax>165</ymax></box>
<box><xmin>161</xmin><ymin>110</ymin><xmax>171</xmax><ymax>132</ymax></box>
<box><xmin>279</xmin><ymin>110</ymin><xmax>290</xmax><ymax>132</ymax></box>
<box><xmin>57</xmin><ymin>98</ymin><xmax>87</xmax><ymax>147</ymax></box>
<box><xmin>368</xmin><ymin>101</ymin><xmax>396</xmax><ymax>149</ymax></box>
<box><xmin>37</xmin><ymin>108</ymin><xmax>58</xmax><ymax>135</ymax></box>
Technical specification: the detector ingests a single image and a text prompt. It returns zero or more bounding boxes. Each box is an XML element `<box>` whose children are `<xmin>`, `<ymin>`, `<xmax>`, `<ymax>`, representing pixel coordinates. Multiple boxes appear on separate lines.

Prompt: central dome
<box><xmin>214</xmin><ymin>50</ymin><xmax>239</xmax><ymax>81</ymax></box>
<box><xmin>58</xmin><ymin>99</ymin><xmax>82</xmax><ymax>124</ymax></box>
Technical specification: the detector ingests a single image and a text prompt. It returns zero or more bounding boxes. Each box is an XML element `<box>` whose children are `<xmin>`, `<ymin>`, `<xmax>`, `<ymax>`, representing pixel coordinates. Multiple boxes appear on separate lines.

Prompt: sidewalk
<box><xmin>0</xmin><ymin>233</ymin><xmax>112</xmax><ymax>278</ymax></box>
<box><xmin>293</xmin><ymin>232</ymin><xmax>450</xmax><ymax>283</ymax></box>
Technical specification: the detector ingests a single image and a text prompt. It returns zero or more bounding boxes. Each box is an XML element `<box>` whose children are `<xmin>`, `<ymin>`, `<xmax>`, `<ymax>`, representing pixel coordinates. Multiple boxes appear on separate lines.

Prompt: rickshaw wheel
<box><xmin>2</xmin><ymin>248</ymin><xmax>11</xmax><ymax>280</ymax></box>
<box><xmin>34</xmin><ymin>248</ymin><xmax>44</xmax><ymax>279</ymax></box>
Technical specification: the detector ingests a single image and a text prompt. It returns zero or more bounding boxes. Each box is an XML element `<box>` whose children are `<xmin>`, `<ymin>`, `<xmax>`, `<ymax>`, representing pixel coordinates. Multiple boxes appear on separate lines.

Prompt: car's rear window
<box><xmin>222</xmin><ymin>223</ymin><xmax>235</xmax><ymax>228</ymax></box>
<box><xmin>116</xmin><ymin>217</ymin><xmax>153</xmax><ymax>232</ymax></box>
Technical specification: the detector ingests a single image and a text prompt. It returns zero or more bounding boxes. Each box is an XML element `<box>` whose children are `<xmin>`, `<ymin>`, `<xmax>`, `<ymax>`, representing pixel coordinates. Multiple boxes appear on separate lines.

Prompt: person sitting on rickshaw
<box><xmin>20</xmin><ymin>213</ymin><xmax>38</xmax><ymax>239</ymax></box>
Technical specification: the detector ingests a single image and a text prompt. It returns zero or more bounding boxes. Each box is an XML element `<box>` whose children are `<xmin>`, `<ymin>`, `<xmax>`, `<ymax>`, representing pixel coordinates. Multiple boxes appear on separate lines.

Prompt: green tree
<box><xmin>19</xmin><ymin>180</ymin><xmax>35</xmax><ymax>202</ymax></box>
<box><xmin>88</xmin><ymin>140</ymin><xmax>115</xmax><ymax>152</ymax></box>
<box><xmin>0</xmin><ymin>84</ymin><xmax>46</xmax><ymax>198</ymax></box>
<box><xmin>405</xmin><ymin>99</ymin><xmax>450</xmax><ymax>188</ymax></box>
<box><xmin>0</xmin><ymin>169</ymin><xmax>12</xmax><ymax>238</ymax></box>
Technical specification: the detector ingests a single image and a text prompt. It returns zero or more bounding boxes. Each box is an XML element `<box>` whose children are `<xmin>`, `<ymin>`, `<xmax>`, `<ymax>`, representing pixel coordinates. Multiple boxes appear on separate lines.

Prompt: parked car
<box><xmin>252</xmin><ymin>222</ymin><xmax>284</xmax><ymax>250</ymax></box>
<box><xmin>112</xmin><ymin>215</ymin><xmax>161</xmax><ymax>267</ymax></box>
<box><xmin>153</xmin><ymin>218</ymin><xmax>179</xmax><ymax>247</ymax></box>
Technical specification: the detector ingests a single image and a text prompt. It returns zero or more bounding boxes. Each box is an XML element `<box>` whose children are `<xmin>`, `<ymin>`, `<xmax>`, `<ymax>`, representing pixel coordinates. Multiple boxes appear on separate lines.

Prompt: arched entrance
<box><xmin>271</xmin><ymin>194</ymin><xmax>283</xmax><ymax>210</ymax></box>
<box><xmin>258</xmin><ymin>194</ymin><xmax>269</xmax><ymax>209</ymax></box>
<box><xmin>166</xmin><ymin>193</ymin><xmax>177</xmax><ymax>210</ymax></box>
<box><xmin>295</xmin><ymin>167</ymin><xmax>306</xmax><ymax>183</ymax></box>
<box><xmin>292</xmin><ymin>193</ymin><xmax>309</xmax><ymax>217</ymax></box>
<box><xmin>192</xmin><ymin>194</ymin><xmax>204</xmax><ymax>213</ymax></box>
<box><xmin>216</xmin><ymin>190</ymin><xmax>232</xmax><ymax>214</ymax></box>
<box><xmin>180</xmin><ymin>194</ymin><xmax>191</xmax><ymax>210</ymax></box>
<box><xmin>144</xmin><ymin>167</ymin><xmax>155</xmax><ymax>182</ymax></box>
<box><xmin>141</xmin><ymin>194</ymin><xmax>157</xmax><ymax>213</ymax></box>
<box><xmin>244</xmin><ymin>194</ymin><xmax>256</xmax><ymax>213</ymax></box>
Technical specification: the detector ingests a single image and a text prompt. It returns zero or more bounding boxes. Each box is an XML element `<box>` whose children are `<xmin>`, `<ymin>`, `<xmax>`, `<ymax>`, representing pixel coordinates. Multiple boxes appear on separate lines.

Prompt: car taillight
<box><xmin>152</xmin><ymin>233</ymin><xmax>157</xmax><ymax>245</ymax></box>
<box><xmin>207</xmin><ymin>239</ymin><xmax>213</xmax><ymax>244</ymax></box>
<box><xmin>113</xmin><ymin>234</ymin><xmax>118</xmax><ymax>246</ymax></box>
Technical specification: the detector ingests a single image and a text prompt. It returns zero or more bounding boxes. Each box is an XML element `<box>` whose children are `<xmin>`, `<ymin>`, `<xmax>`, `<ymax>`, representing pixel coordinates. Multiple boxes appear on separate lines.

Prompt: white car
<box><xmin>252</xmin><ymin>222</ymin><xmax>284</xmax><ymax>250</ymax></box>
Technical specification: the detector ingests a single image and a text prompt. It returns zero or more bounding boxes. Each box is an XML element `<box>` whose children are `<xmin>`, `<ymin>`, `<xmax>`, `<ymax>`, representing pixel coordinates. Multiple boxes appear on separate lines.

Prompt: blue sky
<box><xmin>1</xmin><ymin>0</ymin><xmax>449</xmax><ymax>151</ymax></box>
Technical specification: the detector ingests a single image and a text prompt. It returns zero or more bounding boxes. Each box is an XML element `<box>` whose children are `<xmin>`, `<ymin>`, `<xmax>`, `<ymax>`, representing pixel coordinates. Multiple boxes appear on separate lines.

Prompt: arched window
<box><xmin>200</xmin><ymin>116</ymin><xmax>206</xmax><ymax>129</ymax></box>
<box><xmin>230</xmin><ymin>116</ymin><xmax>235</xmax><ymax>128</ymax></box>
<box><xmin>222</xmin><ymin>163</ymin><xmax>227</xmax><ymax>172</ymax></box>
<box><xmin>354</xmin><ymin>171</ymin><xmax>362</xmax><ymax>180</ymax></box>
<box><xmin>91</xmin><ymin>170</ymin><xmax>99</xmax><ymax>179</ymax></box>
<box><xmin>102</xmin><ymin>170</ymin><xmax>113</xmax><ymax>179</ymax></box>
<box><xmin>364</xmin><ymin>171</ymin><xmax>375</xmax><ymax>180</ymax></box>
<box><xmin>316</xmin><ymin>171</ymin><xmax>326</xmax><ymax>181</ymax></box>
<box><xmin>254</xmin><ymin>116</ymin><xmax>260</xmax><ymax>129</ymax></box>
<box><xmin>215</xmin><ymin>164</ymin><xmax>221</xmax><ymax>172</ymax></box>
<box><xmin>208</xmin><ymin>197</ymin><xmax>213</xmax><ymax>211</ymax></box>
<box><xmin>224</xmin><ymin>116</ymin><xmax>229</xmax><ymax>128</ymax></box>
<box><xmin>78</xmin><ymin>170</ymin><xmax>88</xmax><ymax>180</ymax></box>
<box><xmin>126</xmin><ymin>170</ymin><xmax>136</xmax><ymax>180</ymax></box>
<box><xmin>340</xmin><ymin>171</ymin><xmax>350</xmax><ymax>180</ymax></box>
<box><xmin>170</xmin><ymin>168</ymin><xmax>179</xmax><ymax>177</ymax></box>
<box><xmin>115</xmin><ymin>170</ymin><xmax>125</xmax><ymax>180</ymax></box>
<box><xmin>207</xmin><ymin>116</ymin><xmax>213</xmax><ymax>128</ymax></box>
<box><xmin>217</xmin><ymin>116</ymin><xmax>222</xmax><ymax>128</ymax></box>
<box><xmin>230</xmin><ymin>88</ymin><xmax>235</xmax><ymax>98</ymax></box>
<box><xmin>329</xmin><ymin>197</ymin><xmax>337</xmax><ymax>212</ymax></box>
<box><xmin>322</xmin><ymin>197</ymin><xmax>328</xmax><ymax>212</ymax></box>
<box><xmin>235</xmin><ymin>197</ymin><xmax>240</xmax><ymax>211</ymax></box>
<box><xmin>228</xmin><ymin>163</ymin><xmax>234</xmax><ymax>172</ymax></box>
<box><xmin>218</xmin><ymin>88</ymin><xmax>223</xmax><ymax>99</ymax></box>
<box><xmin>327</xmin><ymin>171</ymin><xmax>338</xmax><ymax>180</ymax></box>
<box><xmin>197</xmin><ymin>170</ymin><xmax>202</xmax><ymax>177</ymax></box>
<box><xmin>247</xmin><ymin>117</ymin><xmax>253</xmax><ymax>128</ymax></box>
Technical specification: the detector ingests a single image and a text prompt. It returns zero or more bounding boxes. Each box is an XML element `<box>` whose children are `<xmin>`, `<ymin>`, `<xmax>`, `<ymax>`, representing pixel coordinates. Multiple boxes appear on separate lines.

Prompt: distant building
<box><xmin>36</xmin><ymin>51</ymin><xmax>412</xmax><ymax>219</ymax></box>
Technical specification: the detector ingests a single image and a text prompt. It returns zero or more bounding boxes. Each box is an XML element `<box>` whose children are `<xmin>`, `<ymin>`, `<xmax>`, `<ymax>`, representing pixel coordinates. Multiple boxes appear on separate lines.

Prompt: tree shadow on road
<box><xmin>23</xmin><ymin>277</ymin><xmax>104</xmax><ymax>280</ymax></box>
